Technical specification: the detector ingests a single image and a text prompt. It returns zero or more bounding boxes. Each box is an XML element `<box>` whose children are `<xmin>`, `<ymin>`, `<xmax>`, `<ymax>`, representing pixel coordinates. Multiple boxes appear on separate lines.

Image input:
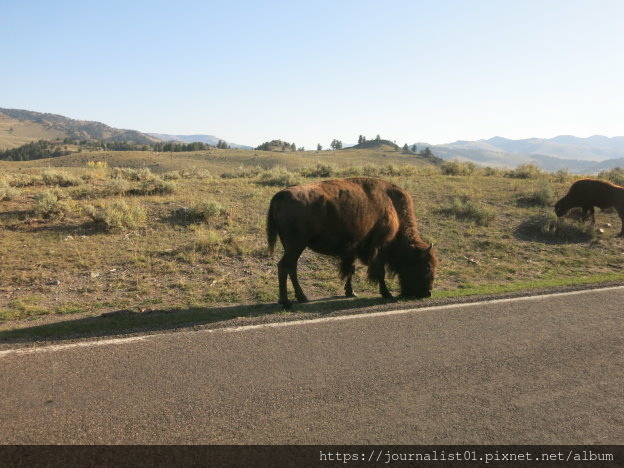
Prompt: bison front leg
<box><xmin>582</xmin><ymin>206</ymin><xmax>595</xmax><ymax>224</ymax></box>
<box><xmin>377</xmin><ymin>271</ymin><xmax>392</xmax><ymax>299</ymax></box>
<box><xmin>340</xmin><ymin>256</ymin><xmax>357</xmax><ymax>297</ymax></box>
<box><xmin>368</xmin><ymin>253</ymin><xmax>393</xmax><ymax>299</ymax></box>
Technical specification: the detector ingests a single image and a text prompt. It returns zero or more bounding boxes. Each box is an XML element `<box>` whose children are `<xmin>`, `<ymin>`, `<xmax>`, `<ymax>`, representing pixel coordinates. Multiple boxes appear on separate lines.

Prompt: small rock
<box><xmin>48</xmin><ymin>280</ymin><xmax>61</xmax><ymax>286</ymax></box>
<box><xmin>90</xmin><ymin>271</ymin><xmax>100</xmax><ymax>279</ymax></box>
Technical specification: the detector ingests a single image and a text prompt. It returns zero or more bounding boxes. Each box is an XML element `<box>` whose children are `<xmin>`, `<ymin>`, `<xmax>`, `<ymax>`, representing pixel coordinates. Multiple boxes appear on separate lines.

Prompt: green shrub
<box><xmin>139</xmin><ymin>178</ymin><xmax>177</xmax><ymax>195</ymax></box>
<box><xmin>336</xmin><ymin>165</ymin><xmax>366</xmax><ymax>177</ymax></box>
<box><xmin>220</xmin><ymin>165</ymin><xmax>263</xmax><ymax>179</ymax></box>
<box><xmin>482</xmin><ymin>166</ymin><xmax>503</xmax><ymax>177</ymax></box>
<box><xmin>192</xmin><ymin>228</ymin><xmax>223</xmax><ymax>253</ymax></box>
<box><xmin>441</xmin><ymin>160</ymin><xmax>477</xmax><ymax>176</ymax></box>
<box><xmin>68</xmin><ymin>184</ymin><xmax>97</xmax><ymax>200</ymax></box>
<box><xmin>597</xmin><ymin>167</ymin><xmax>624</xmax><ymax>186</ymax></box>
<box><xmin>110</xmin><ymin>167</ymin><xmax>155</xmax><ymax>181</ymax></box>
<box><xmin>299</xmin><ymin>163</ymin><xmax>334</xmax><ymax>178</ymax></box>
<box><xmin>255</xmin><ymin>166</ymin><xmax>302</xmax><ymax>186</ymax></box>
<box><xmin>105</xmin><ymin>177</ymin><xmax>132</xmax><ymax>196</ymax></box>
<box><xmin>125</xmin><ymin>177</ymin><xmax>177</xmax><ymax>196</ymax></box>
<box><xmin>85</xmin><ymin>161</ymin><xmax>109</xmax><ymax>180</ymax></box>
<box><xmin>552</xmin><ymin>168</ymin><xmax>571</xmax><ymax>183</ymax></box>
<box><xmin>505</xmin><ymin>164</ymin><xmax>543</xmax><ymax>179</ymax></box>
<box><xmin>335</xmin><ymin>163</ymin><xmax>421</xmax><ymax>178</ymax></box>
<box><xmin>518</xmin><ymin>182</ymin><xmax>555</xmax><ymax>207</ymax></box>
<box><xmin>34</xmin><ymin>190</ymin><xmax>70</xmax><ymax>218</ymax></box>
<box><xmin>0</xmin><ymin>181</ymin><xmax>20</xmax><ymax>201</ymax></box>
<box><xmin>6</xmin><ymin>173</ymin><xmax>44</xmax><ymax>187</ymax></box>
<box><xmin>187</xmin><ymin>201</ymin><xmax>227</xmax><ymax>222</ymax></box>
<box><xmin>441</xmin><ymin>196</ymin><xmax>495</xmax><ymax>226</ymax></box>
<box><xmin>84</xmin><ymin>201</ymin><xmax>147</xmax><ymax>231</ymax></box>
<box><xmin>162</xmin><ymin>171</ymin><xmax>182</xmax><ymax>180</ymax></box>
<box><xmin>42</xmin><ymin>169</ymin><xmax>81</xmax><ymax>187</ymax></box>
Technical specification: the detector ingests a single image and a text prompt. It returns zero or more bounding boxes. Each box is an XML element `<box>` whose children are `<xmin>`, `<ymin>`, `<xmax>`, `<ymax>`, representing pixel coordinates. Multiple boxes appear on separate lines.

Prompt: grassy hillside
<box><xmin>0</xmin><ymin>146</ymin><xmax>439</xmax><ymax>172</ymax></box>
<box><xmin>0</xmin><ymin>113</ymin><xmax>66</xmax><ymax>149</ymax></box>
<box><xmin>1</xmin><ymin>148</ymin><xmax>623</xmax><ymax>339</ymax></box>
<box><xmin>0</xmin><ymin>108</ymin><xmax>160</xmax><ymax>150</ymax></box>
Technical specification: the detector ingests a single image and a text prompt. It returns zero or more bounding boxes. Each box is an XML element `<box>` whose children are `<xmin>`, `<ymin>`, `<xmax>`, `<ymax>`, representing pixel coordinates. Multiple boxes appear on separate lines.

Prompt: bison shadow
<box><xmin>0</xmin><ymin>295</ymin><xmax>391</xmax><ymax>344</ymax></box>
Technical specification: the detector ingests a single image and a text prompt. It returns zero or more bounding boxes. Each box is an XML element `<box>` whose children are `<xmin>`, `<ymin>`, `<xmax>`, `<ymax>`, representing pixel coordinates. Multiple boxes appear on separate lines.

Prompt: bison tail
<box><xmin>267</xmin><ymin>197</ymin><xmax>278</xmax><ymax>256</ymax></box>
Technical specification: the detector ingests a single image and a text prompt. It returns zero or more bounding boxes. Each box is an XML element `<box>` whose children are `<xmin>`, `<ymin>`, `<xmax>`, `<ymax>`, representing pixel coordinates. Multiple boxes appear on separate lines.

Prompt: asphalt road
<box><xmin>1</xmin><ymin>287</ymin><xmax>622</xmax><ymax>444</ymax></box>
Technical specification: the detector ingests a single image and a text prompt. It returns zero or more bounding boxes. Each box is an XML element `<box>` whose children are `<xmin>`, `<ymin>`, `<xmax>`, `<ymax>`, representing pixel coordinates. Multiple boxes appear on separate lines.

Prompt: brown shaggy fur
<box><xmin>554</xmin><ymin>178</ymin><xmax>624</xmax><ymax>236</ymax></box>
<box><xmin>267</xmin><ymin>177</ymin><xmax>438</xmax><ymax>307</ymax></box>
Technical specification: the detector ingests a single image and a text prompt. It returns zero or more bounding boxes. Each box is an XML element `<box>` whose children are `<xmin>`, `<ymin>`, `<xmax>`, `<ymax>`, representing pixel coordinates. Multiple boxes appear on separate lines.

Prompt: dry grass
<box><xmin>1</xmin><ymin>148</ymin><xmax>623</xmax><ymax>331</ymax></box>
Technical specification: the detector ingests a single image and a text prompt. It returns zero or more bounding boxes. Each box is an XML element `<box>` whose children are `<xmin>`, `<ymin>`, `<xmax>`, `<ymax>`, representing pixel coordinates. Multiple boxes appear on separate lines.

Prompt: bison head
<box><xmin>395</xmin><ymin>243</ymin><xmax>437</xmax><ymax>299</ymax></box>
<box><xmin>554</xmin><ymin>197</ymin><xmax>569</xmax><ymax>217</ymax></box>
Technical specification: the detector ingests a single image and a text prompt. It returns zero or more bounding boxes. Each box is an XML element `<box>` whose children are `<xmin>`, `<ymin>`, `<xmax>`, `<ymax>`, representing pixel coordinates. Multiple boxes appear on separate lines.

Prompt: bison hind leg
<box><xmin>615</xmin><ymin>206</ymin><xmax>624</xmax><ymax>237</ymax></box>
<box><xmin>277</xmin><ymin>241</ymin><xmax>309</xmax><ymax>306</ymax></box>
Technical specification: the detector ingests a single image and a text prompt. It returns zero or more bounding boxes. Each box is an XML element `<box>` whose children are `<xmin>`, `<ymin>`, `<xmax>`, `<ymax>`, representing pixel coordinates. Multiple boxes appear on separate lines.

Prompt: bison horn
<box><xmin>426</xmin><ymin>243</ymin><xmax>433</xmax><ymax>252</ymax></box>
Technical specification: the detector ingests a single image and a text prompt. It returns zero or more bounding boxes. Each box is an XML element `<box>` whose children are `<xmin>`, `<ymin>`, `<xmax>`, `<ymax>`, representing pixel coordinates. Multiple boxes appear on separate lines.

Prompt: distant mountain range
<box><xmin>416</xmin><ymin>136</ymin><xmax>624</xmax><ymax>173</ymax></box>
<box><xmin>147</xmin><ymin>133</ymin><xmax>251</xmax><ymax>149</ymax></box>
<box><xmin>3</xmin><ymin>107</ymin><xmax>624</xmax><ymax>173</ymax></box>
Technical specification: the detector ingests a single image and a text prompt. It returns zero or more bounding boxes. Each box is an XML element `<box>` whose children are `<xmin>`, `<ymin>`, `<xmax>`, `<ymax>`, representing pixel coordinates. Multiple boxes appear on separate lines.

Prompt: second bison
<box><xmin>554</xmin><ymin>178</ymin><xmax>624</xmax><ymax>236</ymax></box>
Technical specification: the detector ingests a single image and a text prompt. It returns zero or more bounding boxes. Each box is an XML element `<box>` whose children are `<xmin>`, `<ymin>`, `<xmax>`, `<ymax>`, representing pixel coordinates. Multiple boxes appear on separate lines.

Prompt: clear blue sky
<box><xmin>2</xmin><ymin>0</ymin><xmax>623</xmax><ymax>148</ymax></box>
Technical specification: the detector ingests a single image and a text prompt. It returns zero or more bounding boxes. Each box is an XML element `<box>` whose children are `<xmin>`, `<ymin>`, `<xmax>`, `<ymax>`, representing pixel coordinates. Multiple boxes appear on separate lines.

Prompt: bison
<box><xmin>554</xmin><ymin>178</ymin><xmax>624</xmax><ymax>236</ymax></box>
<box><xmin>266</xmin><ymin>177</ymin><xmax>438</xmax><ymax>308</ymax></box>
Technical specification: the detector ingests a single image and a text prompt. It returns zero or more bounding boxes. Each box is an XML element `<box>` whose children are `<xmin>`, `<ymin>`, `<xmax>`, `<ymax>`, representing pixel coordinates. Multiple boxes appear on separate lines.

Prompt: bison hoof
<box><xmin>345</xmin><ymin>292</ymin><xmax>357</xmax><ymax>298</ymax></box>
<box><xmin>296</xmin><ymin>295</ymin><xmax>309</xmax><ymax>303</ymax></box>
<box><xmin>279</xmin><ymin>300</ymin><xmax>293</xmax><ymax>309</ymax></box>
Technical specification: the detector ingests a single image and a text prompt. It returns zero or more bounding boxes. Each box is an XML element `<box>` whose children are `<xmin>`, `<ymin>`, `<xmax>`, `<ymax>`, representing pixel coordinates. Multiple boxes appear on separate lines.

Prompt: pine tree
<box><xmin>330</xmin><ymin>139</ymin><xmax>343</xmax><ymax>150</ymax></box>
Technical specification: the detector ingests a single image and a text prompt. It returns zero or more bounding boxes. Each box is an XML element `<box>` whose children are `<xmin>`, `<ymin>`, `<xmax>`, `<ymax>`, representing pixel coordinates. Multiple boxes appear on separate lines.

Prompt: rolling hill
<box><xmin>0</xmin><ymin>108</ymin><xmax>160</xmax><ymax>149</ymax></box>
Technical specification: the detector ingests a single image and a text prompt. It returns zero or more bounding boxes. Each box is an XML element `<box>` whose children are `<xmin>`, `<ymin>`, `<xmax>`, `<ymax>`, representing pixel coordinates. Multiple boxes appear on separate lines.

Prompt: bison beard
<box><xmin>266</xmin><ymin>177</ymin><xmax>437</xmax><ymax>308</ymax></box>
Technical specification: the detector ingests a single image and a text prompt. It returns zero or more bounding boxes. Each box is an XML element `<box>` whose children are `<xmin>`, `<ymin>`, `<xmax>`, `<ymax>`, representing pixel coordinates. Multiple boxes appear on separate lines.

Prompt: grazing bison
<box><xmin>554</xmin><ymin>178</ymin><xmax>624</xmax><ymax>236</ymax></box>
<box><xmin>266</xmin><ymin>177</ymin><xmax>438</xmax><ymax>308</ymax></box>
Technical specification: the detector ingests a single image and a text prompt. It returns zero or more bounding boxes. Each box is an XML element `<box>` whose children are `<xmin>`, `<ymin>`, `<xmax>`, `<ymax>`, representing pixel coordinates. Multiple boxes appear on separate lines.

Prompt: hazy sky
<box><xmin>2</xmin><ymin>0</ymin><xmax>623</xmax><ymax>148</ymax></box>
